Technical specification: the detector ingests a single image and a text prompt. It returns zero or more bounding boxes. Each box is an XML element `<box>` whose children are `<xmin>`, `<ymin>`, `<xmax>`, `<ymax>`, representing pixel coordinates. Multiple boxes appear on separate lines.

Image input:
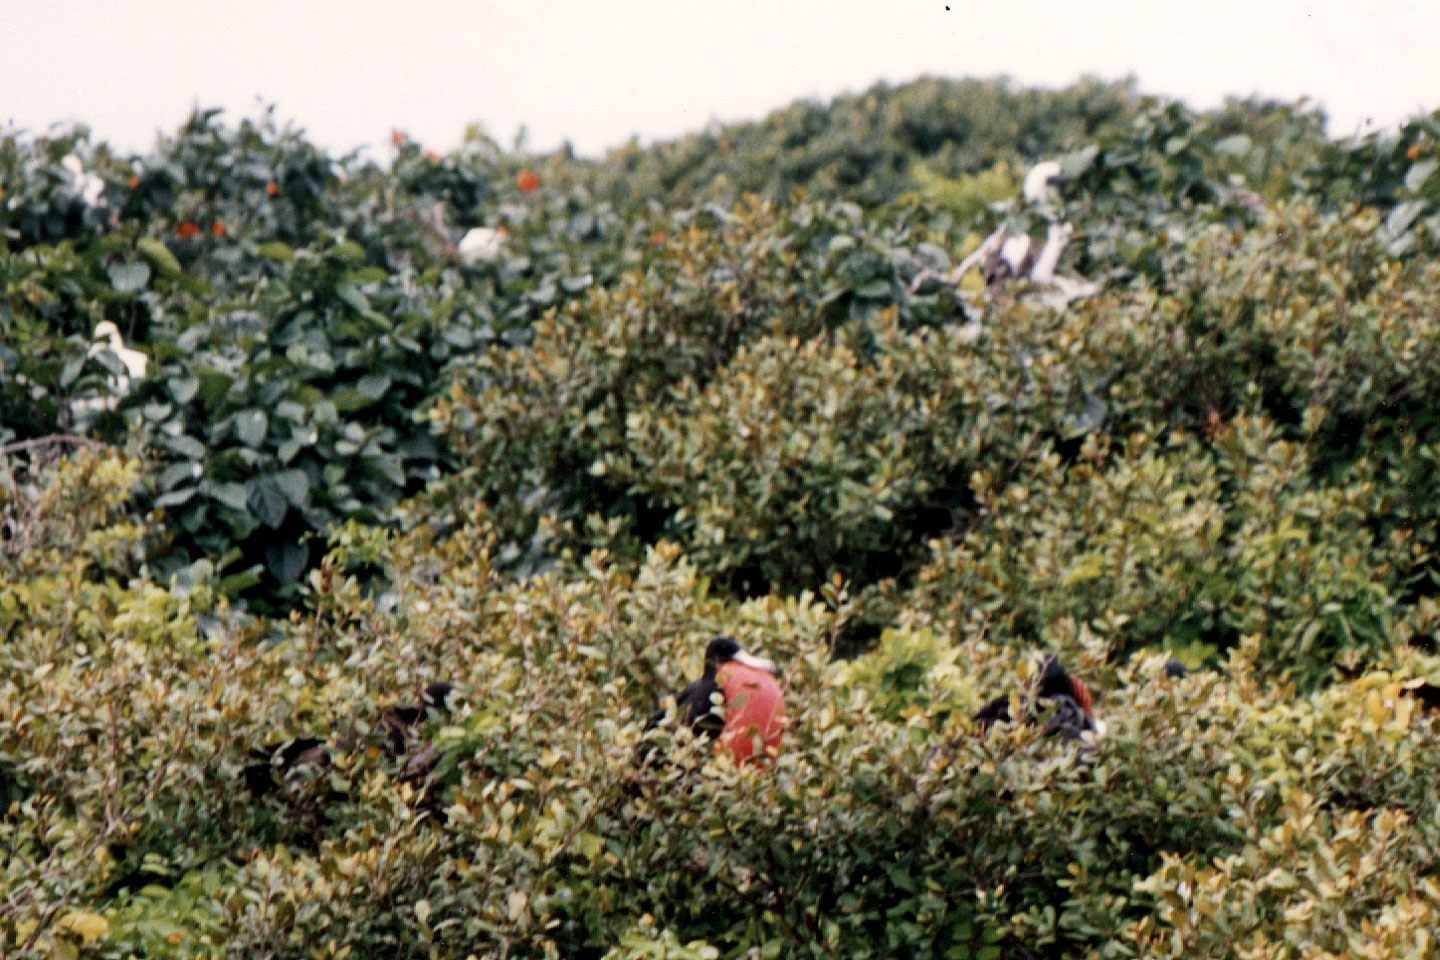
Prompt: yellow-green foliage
<box><xmin>8</xmin><ymin>452</ymin><xmax>1440</xmax><ymax>959</ymax></box>
<box><xmin>905</xmin><ymin>160</ymin><xmax>1021</xmax><ymax>225</ymax></box>
<box><xmin>907</xmin><ymin>417</ymin><xmax>1399</xmax><ymax>681</ymax></box>
<box><xmin>613</xmin><ymin>312</ymin><xmax>989</xmax><ymax>590</ymax></box>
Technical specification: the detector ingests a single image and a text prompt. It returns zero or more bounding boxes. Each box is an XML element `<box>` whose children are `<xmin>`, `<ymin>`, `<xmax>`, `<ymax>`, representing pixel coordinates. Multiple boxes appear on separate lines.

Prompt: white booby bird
<box><xmin>458</xmin><ymin>226</ymin><xmax>507</xmax><ymax>264</ymax></box>
<box><xmin>72</xmin><ymin>322</ymin><xmax>148</xmax><ymax>420</ymax></box>
<box><xmin>1021</xmin><ymin>160</ymin><xmax>1065</xmax><ymax>209</ymax></box>
<box><xmin>90</xmin><ymin>322</ymin><xmax>148</xmax><ymax>382</ymax></box>
<box><xmin>61</xmin><ymin>154</ymin><xmax>106</xmax><ymax>208</ymax></box>
<box><xmin>942</xmin><ymin>159</ymin><xmax>1098</xmax><ymax>306</ymax></box>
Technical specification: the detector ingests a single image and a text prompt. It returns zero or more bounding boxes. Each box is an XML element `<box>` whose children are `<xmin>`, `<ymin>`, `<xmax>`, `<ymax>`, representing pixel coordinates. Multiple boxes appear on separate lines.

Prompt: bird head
<box><xmin>1022</xmin><ymin>160</ymin><xmax>1069</xmax><ymax>206</ymax></box>
<box><xmin>704</xmin><ymin>636</ymin><xmax>778</xmax><ymax>675</ymax></box>
<box><xmin>421</xmin><ymin>681</ymin><xmax>454</xmax><ymax>710</ymax></box>
<box><xmin>92</xmin><ymin>321</ymin><xmax>123</xmax><ymax>348</ymax></box>
<box><xmin>1036</xmin><ymin>654</ymin><xmax>1094</xmax><ymax>718</ymax></box>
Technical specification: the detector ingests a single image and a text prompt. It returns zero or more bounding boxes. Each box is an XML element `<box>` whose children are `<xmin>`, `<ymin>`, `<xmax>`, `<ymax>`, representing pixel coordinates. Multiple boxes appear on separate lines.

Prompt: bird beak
<box><xmin>734</xmin><ymin>651</ymin><xmax>779</xmax><ymax>675</ymax></box>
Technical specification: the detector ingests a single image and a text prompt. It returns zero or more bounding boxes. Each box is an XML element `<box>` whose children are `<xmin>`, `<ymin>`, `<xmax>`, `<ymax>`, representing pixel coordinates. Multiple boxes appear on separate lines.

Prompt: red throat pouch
<box><xmin>716</xmin><ymin>662</ymin><xmax>787</xmax><ymax>763</ymax></box>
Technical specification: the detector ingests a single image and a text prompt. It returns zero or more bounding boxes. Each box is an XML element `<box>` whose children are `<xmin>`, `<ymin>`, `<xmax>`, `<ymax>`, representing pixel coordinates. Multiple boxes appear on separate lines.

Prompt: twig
<box><xmin>0</xmin><ymin>435</ymin><xmax>97</xmax><ymax>457</ymax></box>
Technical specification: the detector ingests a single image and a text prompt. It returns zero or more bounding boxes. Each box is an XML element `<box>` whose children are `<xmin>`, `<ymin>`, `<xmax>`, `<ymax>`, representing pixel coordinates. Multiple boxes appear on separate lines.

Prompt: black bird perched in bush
<box><xmin>243</xmin><ymin>680</ymin><xmax>455</xmax><ymax>794</ymax></box>
<box><xmin>973</xmin><ymin>655</ymin><xmax>1100</xmax><ymax>743</ymax></box>
<box><xmin>636</xmin><ymin>637</ymin><xmax>782</xmax><ymax>766</ymax></box>
<box><xmin>243</xmin><ymin>736</ymin><xmax>329</xmax><ymax>795</ymax></box>
<box><xmin>1403</xmin><ymin>678</ymin><xmax>1440</xmax><ymax>714</ymax></box>
<box><xmin>378</xmin><ymin>681</ymin><xmax>454</xmax><ymax>755</ymax></box>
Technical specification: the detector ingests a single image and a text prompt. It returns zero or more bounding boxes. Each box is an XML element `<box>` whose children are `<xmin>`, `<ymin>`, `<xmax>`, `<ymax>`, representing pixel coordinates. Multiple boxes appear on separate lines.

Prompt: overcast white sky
<box><xmin>4</xmin><ymin>1</ymin><xmax>1437</xmax><ymax>159</ymax></box>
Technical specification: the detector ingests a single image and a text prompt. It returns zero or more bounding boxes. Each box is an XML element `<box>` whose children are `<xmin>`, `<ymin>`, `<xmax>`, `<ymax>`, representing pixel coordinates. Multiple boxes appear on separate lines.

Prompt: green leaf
<box><xmin>346</xmin><ymin>266</ymin><xmax>388</xmax><ymax>284</ymax></box>
<box><xmin>332</xmin><ymin>239</ymin><xmax>367</xmax><ymax>262</ymax></box>
<box><xmin>1062</xmin><ymin>554</ymin><xmax>1105</xmax><ymax>587</ymax></box>
<box><xmin>265</xmin><ymin>540</ymin><xmax>309</xmax><ymax>583</ymax></box>
<box><xmin>356</xmin><ymin>374</ymin><xmax>391</xmax><ymax>401</ymax></box>
<box><xmin>1059</xmin><ymin>143</ymin><xmax>1099</xmax><ymax>176</ymax></box>
<box><xmin>364</xmin><ymin>455</ymin><xmax>407</xmax><ymax>489</ymax></box>
<box><xmin>158</xmin><ymin>462</ymin><xmax>198</xmax><ymax>490</ymax></box>
<box><xmin>217</xmin><ymin>569</ymin><xmax>263</xmax><ymax>595</ymax></box>
<box><xmin>196</xmin><ymin>370</ymin><xmax>234</xmax><ymax>407</ymax></box>
<box><xmin>332</xmin><ymin>388</ymin><xmax>371</xmax><ymax>413</ymax></box>
<box><xmin>137</xmin><ymin>237</ymin><xmax>182</xmax><ymax>277</ymax></box>
<box><xmin>107</xmin><ymin>261</ymin><xmax>151</xmax><ymax>293</ymax></box>
<box><xmin>210</xmin><ymin>482</ymin><xmax>250</xmax><ymax>512</ymax></box>
<box><xmin>257</xmin><ymin>241</ymin><xmax>294</xmax><ymax>263</ymax></box>
<box><xmin>1405</xmin><ymin>159</ymin><xmax>1438</xmax><ymax>192</ymax></box>
<box><xmin>161</xmin><ymin>434</ymin><xmax>206</xmax><ymax>460</ymax></box>
<box><xmin>254</xmin><ymin>478</ymin><xmax>289</xmax><ymax>529</ymax></box>
<box><xmin>60</xmin><ymin>355</ymin><xmax>85</xmax><ymax>389</ymax></box>
<box><xmin>1215</xmin><ymin>134</ymin><xmax>1253</xmax><ymax>157</ymax></box>
<box><xmin>236</xmin><ymin>409</ymin><xmax>268</xmax><ymax>447</ymax></box>
<box><xmin>1386</xmin><ymin>199</ymin><xmax>1425</xmax><ymax>238</ymax></box>
<box><xmin>273</xmin><ymin>469</ymin><xmax>311</xmax><ymax>508</ymax></box>
<box><xmin>169</xmin><ymin>375</ymin><xmax>200</xmax><ymax>405</ymax></box>
<box><xmin>336</xmin><ymin>285</ymin><xmax>387</xmax><ymax>323</ymax></box>
<box><xmin>154</xmin><ymin>487</ymin><xmax>197</xmax><ymax>509</ymax></box>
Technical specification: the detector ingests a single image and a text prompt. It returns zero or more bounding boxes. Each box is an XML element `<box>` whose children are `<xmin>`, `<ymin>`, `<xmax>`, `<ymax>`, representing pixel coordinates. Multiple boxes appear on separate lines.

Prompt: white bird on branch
<box><xmin>915</xmin><ymin>159</ymin><xmax>1099</xmax><ymax>307</ymax></box>
<box><xmin>458</xmin><ymin>226</ymin><xmax>507</xmax><ymax>264</ymax></box>
<box><xmin>61</xmin><ymin>154</ymin><xmax>106</xmax><ymax>208</ymax></box>
<box><xmin>72</xmin><ymin>322</ymin><xmax>148</xmax><ymax>422</ymax></box>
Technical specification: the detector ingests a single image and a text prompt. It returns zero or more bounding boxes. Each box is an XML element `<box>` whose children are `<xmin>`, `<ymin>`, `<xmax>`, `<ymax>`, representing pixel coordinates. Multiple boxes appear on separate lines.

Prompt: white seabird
<box><xmin>458</xmin><ymin>226</ymin><xmax>507</xmax><ymax>264</ymax></box>
<box><xmin>61</xmin><ymin>154</ymin><xmax>106</xmax><ymax>208</ymax></box>
<box><xmin>73</xmin><ymin>322</ymin><xmax>148</xmax><ymax>420</ymax></box>
<box><xmin>90</xmin><ymin>322</ymin><xmax>148</xmax><ymax>382</ymax></box>
<box><xmin>1021</xmin><ymin>160</ymin><xmax>1065</xmax><ymax>208</ymax></box>
<box><xmin>941</xmin><ymin>159</ymin><xmax>1098</xmax><ymax>306</ymax></box>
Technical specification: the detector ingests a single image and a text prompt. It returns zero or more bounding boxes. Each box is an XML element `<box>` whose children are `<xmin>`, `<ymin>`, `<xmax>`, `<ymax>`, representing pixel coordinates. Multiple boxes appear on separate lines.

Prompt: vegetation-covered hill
<box><xmin>5</xmin><ymin>76</ymin><xmax>1440</xmax><ymax>958</ymax></box>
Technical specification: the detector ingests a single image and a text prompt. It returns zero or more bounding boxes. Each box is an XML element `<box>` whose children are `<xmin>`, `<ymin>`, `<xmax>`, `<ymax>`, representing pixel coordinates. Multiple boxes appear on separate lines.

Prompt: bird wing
<box><xmin>973</xmin><ymin>695</ymin><xmax>1013</xmax><ymax>727</ymax></box>
<box><xmin>675</xmin><ymin>676</ymin><xmax>726</xmax><ymax>737</ymax></box>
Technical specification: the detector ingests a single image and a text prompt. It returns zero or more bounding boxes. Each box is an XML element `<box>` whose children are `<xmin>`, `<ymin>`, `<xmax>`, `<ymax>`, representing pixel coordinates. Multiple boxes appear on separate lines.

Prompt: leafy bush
<box><xmin>10</xmin><ymin>76</ymin><xmax>1440</xmax><ymax>958</ymax></box>
<box><xmin>9</xmin><ymin>453</ymin><xmax>1440</xmax><ymax>959</ymax></box>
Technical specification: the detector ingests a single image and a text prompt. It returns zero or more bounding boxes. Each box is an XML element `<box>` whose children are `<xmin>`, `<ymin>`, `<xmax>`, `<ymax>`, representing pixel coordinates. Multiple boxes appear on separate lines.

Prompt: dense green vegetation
<box><xmin>5</xmin><ymin>76</ymin><xmax>1440</xmax><ymax>958</ymax></box>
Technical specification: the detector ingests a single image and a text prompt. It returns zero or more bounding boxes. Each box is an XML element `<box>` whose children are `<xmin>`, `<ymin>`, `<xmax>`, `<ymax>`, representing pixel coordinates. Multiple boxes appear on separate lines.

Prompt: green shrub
<box><xmin>905</xmin><ymin>417</ymin><xmax>1399</xmax><ymax>682</ymax></box>
<box><xmin>9</xmin><ymin>452</ymin><xmax>1440</xmax><ymax>959</ymax></box>
<box><xmin>611</xmin><ymin>312</ymin><xmax>990</xmax><ymax>592</ymax></box>
<box><xmin>12</xmin><ymin>77</ymin><xmax>1440</xmax><ymax>960</ymax></box>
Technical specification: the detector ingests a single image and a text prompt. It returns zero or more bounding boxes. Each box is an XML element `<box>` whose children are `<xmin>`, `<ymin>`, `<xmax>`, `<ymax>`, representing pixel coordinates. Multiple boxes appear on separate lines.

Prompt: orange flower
<box><xmin>1407</xmin><ymin>144</ymin><xmax>1422</xmax><ymax>160</ymax></box>
<box><xmin>176</xmin><ymin>221</ymin><xmax>200</xmax><ymax>238</ymax></box>
<box><xmin>391</xmin><ymin>129</ymin><xmax>407</xmax><ymax>145</ymax></box>
<box><xmin>266</xmin><ymin>180</ymin><xmax>279</xmax><ymax>196</ymax></box>
<box><xmin>516</xmin><ymin>169</ymin><xmax>539</xmax><ymax>193</ymax></box>
<box><xmin>425</xmin><ymin>149</ymin><xmax>441</xmax><ymax>163</ymax></box>
<box><xmin>211</xmin><ymin>220</ymin><xmax>225</xmax><ymax>237</ymax></box>
<box><xmin>649</xmin><ymin>231</ymin><xmax>666</xmax><ymax>247</ymax></box>
<box><xmin>127</xmin><ymin>174</ymin><xmax>140</xmax><ymax>189</ymax></box>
